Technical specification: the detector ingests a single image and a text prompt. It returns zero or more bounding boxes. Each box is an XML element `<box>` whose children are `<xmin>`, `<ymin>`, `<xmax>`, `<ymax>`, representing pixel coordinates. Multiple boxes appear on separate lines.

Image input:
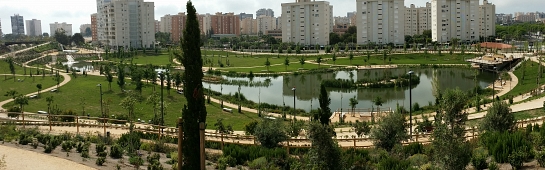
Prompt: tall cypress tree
<box><xmin>176</xmin><ymin>1</ymin><xmax>207</xmax><ymax>169</ymax></box>
<box><xmin>316</xmin><ymin>84</ymin><xmax>332</xmax><ymax>125</ymax></box>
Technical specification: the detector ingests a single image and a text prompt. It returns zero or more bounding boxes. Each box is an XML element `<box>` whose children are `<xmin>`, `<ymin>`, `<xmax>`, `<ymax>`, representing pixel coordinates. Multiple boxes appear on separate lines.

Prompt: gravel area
<box><xmin>0</xmin><ymin>144</ymin><xmax>96</xmax><ymax>170</ymax></box>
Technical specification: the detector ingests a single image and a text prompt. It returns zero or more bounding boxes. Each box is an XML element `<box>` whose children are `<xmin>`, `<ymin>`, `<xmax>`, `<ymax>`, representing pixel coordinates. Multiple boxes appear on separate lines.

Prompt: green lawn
<box><xmin>3</xmin><ymin>75</ymin><xmax>260</xmax><ymax>130</ymax></box>
<box><xmin>0</xmin><ymin>75</ymin><xmax>62</xmax><ymax>101</ymax></box>
<box><xmin>203</xmin><ymin>53</ymin><xmax>324</xmax><ymax>68</ymax></box>
<box><xmin>106</xmin><ymin>52</ymin><xmax>176</xmax><ymax>66</ymax></box>
<box><xmin>504</xmin><ymin>60</ymin><xmax>545</xmax><ymax>97</ymax></box>
<box><xmin>0</xmin><ymin>60</ymin><xmax>25</xmax><ymax>74</ymax></box>
<box><xmin>324</xmin><ymin>53</ymin><xmax>475</xmax><ymax>66</ymax></box>
<box><xmin>218</xmin><ymin>61</ymin><xmax>323</xmax><ymax>73</ymax></box>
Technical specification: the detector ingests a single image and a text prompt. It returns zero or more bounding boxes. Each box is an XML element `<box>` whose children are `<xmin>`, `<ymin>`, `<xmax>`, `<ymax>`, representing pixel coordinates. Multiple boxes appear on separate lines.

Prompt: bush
<box><xmin>147</xmin><ymin>153</ymin><xmax>161</xmax><ymax>164</ymax></box>
<box><xmin>76</xmin><ymin>142</ymin><xmax>84</xmax><ymax>153</ymax></box>
<box><xmin>537</xmin><ymin>151</ymin><xmax>545</xmax><ymax>167</ymax></box>
<box><xmin>147</xmin><ymin>161</ymin><xmax>164</xmax><ymax>170</ymax></box>
<box><xmin>61</xmin><ymin>141</ymin><xmax>74</xmax><ymax>152</ymax></box>
<box><xmin>244</xmin><ymin>121</ymin><xmax>258</xmax><ymax>135</ymax></box>
<box><xmin>44</xmin><ymin>143</ymin><xmax>54</xmax><ymax>153</ymax></box>
<box><xmin>508</xmin><ymin>150</ymin><xmax>526</xmax><ymax>170</ymax></box>
<box><xmin>248</xmin><ymin>157</ymin><xmax>268</xmax><ymax>169</ymax></box>
<box><xmin>96</xmin><ymin>143</ymin><xmax>107</xmax><ymax>155</ymax></box>
<box><xmin>407</xmin><ymin>154</ymin><xmax>428</xmax><ymax>167</ymax></box>
<box><xmin>96</xmin><ymin>157</ymin><xmax>106</xmax><ymax>166</ymax></box>
<box><xmin>117</xmin><ymin>132</ymin><xmax>141</xmax><ymax>154</ymax></box>
<box><xmin>481</xmin><ymin>131</ymin><xmax>532</xmax><ymax>163</ymax></box>
<box><xmin>403</xmin><ymin>143</ymin><xmax>424</xmax><ymax>156</ymax></box>
<box><xmin>488</xmin><ymin>160</ymin><xmax>499</xmax><ymax>170</ymax></box>
<box><xmin>254</xmin><ymin>120</ymin><xmax>288</xmax><ymax>148</ymax></box>
<box><xmin>109</xmin><ymin>144</ymin><xmax>124</xmax><ymax>159</ymax></box>
<box><xmin>218</xmin><ymin>155</ymin><xmax>237</xmax><ymax>167</ymax></box>
<box><xmin>140</xmin><ymin>142</ymin><xmax>152</xmax><ymax>153</ymax></box>
<box><xmin>471</xmin><ymin>147</ymin><xmax>488</xmax><ymax>170</ymax></box>
<box><xmin>377</xmin><ymin>156</ymin><xmax>410</xmax><ymax>170</ymax></box>
<box><xmin>129</xmin><ymin>156</ymin><xmax>144</xmax><ymax>167</ymax></box>
<box><xmin>222</xmin><ymin>144</ymin><xmax>287</xmax><ymax>165</ymax></box>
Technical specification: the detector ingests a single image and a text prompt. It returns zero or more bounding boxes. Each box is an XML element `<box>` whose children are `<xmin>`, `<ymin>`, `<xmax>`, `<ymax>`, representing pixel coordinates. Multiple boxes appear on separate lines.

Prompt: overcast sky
<box><xmin>0</xmin><ymin>0</ymin><xmax>541</xmax><ymax>35</ymax></box>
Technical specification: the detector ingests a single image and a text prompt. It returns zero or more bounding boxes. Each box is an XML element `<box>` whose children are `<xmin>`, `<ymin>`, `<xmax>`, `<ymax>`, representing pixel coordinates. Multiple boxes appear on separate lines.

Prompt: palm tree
<box><xmin>372</xmin><ymin>96</ymin><xmax>384</xmax><ymax>123</ymax></box>
<box><xmin>14</xmin><ymin>95</ymin><xmax>29</xmax><ymax>128</ymax></box>
<box><xmin>349</xmin><ymin>96</ymin><xmax>358</xmax><ymax>117</ymax></box>
<box><xmin>36</xmin><ymin>84</ymin><xmax>42</xmax><ymax>97</ymax></box>
<box><xmin>4</xmin><ymin>90</ymin><xmax>18</xmax><ymax>99</ymax></box>
<box><xmin>46</xmin><ymin>96</ymin><xmax>54</xmax><ymax>130</ymax></box>
<box><xmin>299</xmin><ymin>57</ymin><xmax>305</xmax><ymax>69</ymax></box>
<box><xmin>316</xmin><ymin>56</ymin><xmax>322</xmax><ymax>67</ymax></box>
<box><xmin>264</xmin><ymin>57</ymin><xmax>271</xmax><ymax>72</ymax></box>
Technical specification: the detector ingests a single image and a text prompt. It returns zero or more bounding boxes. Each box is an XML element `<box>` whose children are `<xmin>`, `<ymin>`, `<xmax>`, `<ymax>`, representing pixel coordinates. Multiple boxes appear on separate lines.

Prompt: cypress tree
<box><xmin>176</xmin><ymin>1</ymin><xmax>207</xmax><ymax>169</ymax></box>
<box><xmin>316</xmin><ymin>84</ymin><xmax>332</xmax><ymax>125</ymax></box>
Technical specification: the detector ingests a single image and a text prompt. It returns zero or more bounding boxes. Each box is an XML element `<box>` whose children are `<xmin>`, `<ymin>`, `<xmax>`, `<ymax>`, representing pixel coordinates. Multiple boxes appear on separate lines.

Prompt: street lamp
<box><xmin>493</xmin><ymin>67</ymin><xmax>497</xmax><ymax>98</ymax></box>
<box><xmin>292</xmin><ymin>87</ymin><xmax>296</xmax><ymax>122</ymax></box>
<box><xmin>159</xmin><ymin>72</ymin><xmax>165</xmax><ymax>133</ymax></box>
<box><xmin>407</xmin><ymin>70</ymin><xmax>414</xmax><ymax>138</ymax></box>
<box><xmin>97</xmin><ymin>84</ymin><xmax>105</xmax><ymax>135</ymax></box>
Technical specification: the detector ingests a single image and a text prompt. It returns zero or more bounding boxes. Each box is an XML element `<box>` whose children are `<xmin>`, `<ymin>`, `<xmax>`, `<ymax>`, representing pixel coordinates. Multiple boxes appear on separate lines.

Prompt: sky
<box><xmin>0</xmin><ymin>0</ymin><xmax>542</xmax><ymax>35</ymax></box>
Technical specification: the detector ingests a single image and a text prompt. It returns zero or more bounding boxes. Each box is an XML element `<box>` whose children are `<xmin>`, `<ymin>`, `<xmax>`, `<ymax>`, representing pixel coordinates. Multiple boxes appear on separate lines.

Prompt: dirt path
<box><xmin>0</xmin><ymin>144</ymin><xmax>96</xmax><ymax>170</ymax></box>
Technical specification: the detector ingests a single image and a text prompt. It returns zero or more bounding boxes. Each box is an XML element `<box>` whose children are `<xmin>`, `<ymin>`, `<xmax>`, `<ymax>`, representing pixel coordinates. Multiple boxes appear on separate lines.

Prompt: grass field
<box><xmin>467</xmin><ymin>108</ymin><xmax>545</xmax><ymax>126</ymax></box>
<box><xmin>0</xmin><ymin>75</ymin><xmax>62</xmax><ymax>101</ymax></box>
<box><xmin>323</xmin><ymin>53</ymin><xmax>475</xmax><ymax>66</ymax></box>
<box><xmin>106</xmin><ymin>51</ymin><xmax>176</xmax><ymax>66</ymax></box>
<box><xmin>0</xmin><ymin>60</ymin><xmax>25</xmax><ymax>74</ymax></box>
<box><xmin>2</xmin><ymin>75</ymin><xmax>260</xmax><ymax>130</ymax></box>
<box><xmin>504</xmin><ymin>60</ymin><xmax>545</xmax><ymax>97</ymax></box>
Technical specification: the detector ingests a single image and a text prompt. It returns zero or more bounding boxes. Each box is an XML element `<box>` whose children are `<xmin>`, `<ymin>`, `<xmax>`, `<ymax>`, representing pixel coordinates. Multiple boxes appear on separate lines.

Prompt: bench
<box><xmin>222</xmin><ymin>108</ymin><xmax>233</xmax><ymax>113</ymax></box>
<box><xmin>29</xmin><ymin>95</ymin><xmax>37</xmax><ymax>99</ymax></box>
<box><xmin>50</xmin><ymin>89</ymin><xmax>58</xmax><ymax>92</ymax></box>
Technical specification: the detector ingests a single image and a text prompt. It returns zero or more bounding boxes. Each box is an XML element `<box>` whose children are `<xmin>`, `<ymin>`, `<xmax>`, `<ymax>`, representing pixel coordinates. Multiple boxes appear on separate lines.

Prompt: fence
<box><xmin>1</xmin><ymin>112</ymin><xmax>544</xmax><ymax>151</ymax></box>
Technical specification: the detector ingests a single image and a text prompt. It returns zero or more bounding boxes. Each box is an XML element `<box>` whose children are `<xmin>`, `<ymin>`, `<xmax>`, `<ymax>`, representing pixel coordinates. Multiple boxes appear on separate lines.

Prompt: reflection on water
<box><xmin>203</xmin><ymin>68</ymin><xmax>498</xmax><ymax>112</ymax></box>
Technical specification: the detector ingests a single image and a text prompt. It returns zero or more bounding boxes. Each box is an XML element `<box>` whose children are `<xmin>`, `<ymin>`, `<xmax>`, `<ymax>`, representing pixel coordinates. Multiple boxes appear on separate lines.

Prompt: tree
<box><xmin>481</xmin><ymin>101</ymin><xmax>514</xmax><ymax>132</ymax></box>
<box><xmin>4</xmin><ymin>90</ymin><xmax>18</xmax><ymax>99</ymax></box>
<box><xmin>131</xmin><ymin>69</ymin><xmax>144</xmax><ymax>93</ymax></box>
<box><xmin>119</xmin><ymin>92</ymin><xmax>138</xmax><ymax>130</ymax></box>
<box><xmin>264</xmin><ymin>57</ymin><xmax>271</xmax><ymax>72</ymax></box>
<box><xmin>349</xmin><ymin>51</ymin><xmax>354</xmax><ymax>65</ymax></box>
<box><xmin>147</xmin><ymin>92</ymin><xmax>160</xmax><ymax>124</ymax></box>
<box><xmin>166</xmin><ymin>71</ymin><xmax>172</xmax><ymax>96</ymax></box>
<box><xmin>299</xmin><ymin>57</ymin><xmax>305</xmax><ymax>68</ymax></box>
<box><xmin>349</xmin><ymin>96</ymin><xmax>358</xmax><ymax>117</ymax></box>
<box><xmin>14</xmin><ymin>95</ymin><xmax>29</xmax><ymax>122</ymax></box>
<box><xmin>332</xmin><ymin>53</ymin><xmax>337</xmax><ymax>65</ymax></box>
<box><xmin>84</xmin><ymin>27</ymin><xmax>92</xmax><ymax>37</ymax></box>
<box><xmin>372</xmin><ymin>96</ymin><xmax>384</xmax><ymax>123</ymax></box>
<box><xmin>354</xmin><ymin>120</ymin><xmax>371</xmax><ymax>137</ymax></box>
<box><xmin>432</xmin><ymin>89</ymin><xmax>471</xmax><ymax>170</ymax></box>
<box><xmin>6</xmin><ymin>57</ymin><xmax>16</xmax><ymax>82</ymax></box>
<box><xmin>36</xmin><ymin>84</ymin><xmax>42</xmax><ymax>97</ymax></box>
<box><xmin>371</xmin><ymin>111</ymin><xmax>407</xmax><ymax>151</ymax></box>
<box><xmin>254</xmin><ymin>119</ymin><xmax>288</xmax><ymax>148</ymax></box>
<box><xmin>104</xmin><ymin>65</ymin><xmax>113</xmax><ymax>91</ymax></box>
<box><xmin>176</xmin><ymin>1</ymin><xmax>208</xmax><ymax>168</ymax></box>
<box><xmin>54</xmin><ymin>29</ymin><xmax>71</xmax><ymax>46</ymax></box>
<box><xmin>315</xmin><ymin>84</ymin><xmax>332</xmax><ymax>125</ymax></box>
<box><xmin>283</xmin><ymin>57</ymin><xmax>290</xmax><ymax>71</ymax></box>
<box><xmin>53</xmin><ymin>71</ymin><xmax>61</xmax><ymax>89</ymax></box>
<box><xmin>117</xmin><ymin>64</ymin><xmax>125</xmax><ymax>91</ymax></box>
<box><xmin>305</xmin><ymin>122</ymin><xmax>342</xmax><ymax>169</ymax></box>
<box><xmin>316</xmin><ymin>56</ymin><xmax>322</xmax><ymax>67</ymax></box>
<box><xmin>71</xmin><ymin>33</ymin><xmax>85</xmax><ymax>46</ymax></box>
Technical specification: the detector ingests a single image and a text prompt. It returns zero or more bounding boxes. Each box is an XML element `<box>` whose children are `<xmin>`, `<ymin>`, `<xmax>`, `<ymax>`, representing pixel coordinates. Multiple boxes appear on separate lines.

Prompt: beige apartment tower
<box><xmin>431</xmin><ymin>0</ymin><xmax>479</xmax><ymax>42</ymax></box>
<box><xmin>25</xmin><ymin>19</ymin><xmax>42</xmax><ymax>36</ymax></box>
<box><xmin>281</xmin><ymin>0</ymin><xmax>333</xmax><ymax>46</ymax></box>
<box><xmin>479</xmin><ymin>0</ymin><xmax>495</xmax><ymax>39</ymax></box>
<box><xmin>405</xmin><ymin>3</ymin><xmax>431</xmax><ymax>36</ymax></box>
<box><xmin>356</xmin><ymin>0</ymin><xmax>406</xmax><ymax>45</ymax></box>
<box><xmin>96</xmin><ymin>0</ymin><xmax>155</xmax><ymax>48</ymax></box>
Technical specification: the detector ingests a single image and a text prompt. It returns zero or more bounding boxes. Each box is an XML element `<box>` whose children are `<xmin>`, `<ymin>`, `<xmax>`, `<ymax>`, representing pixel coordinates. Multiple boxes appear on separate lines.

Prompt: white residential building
<box><xmin>160</xmin><ymin>14</ymin><xmax>172</xmax><ymax>33</ymax></box>
<box><xmin>96</xmin><ymin>0</ymin><xmax>155</xmax><ymax>48</ymax></box>
<box><xmin>479</xmin><ymin>0</ymin><xmax>495</xmax><ymax>39</ymax></box>
<box><xmin>257</xmin><ymin>15</ymin><xmax>276</xmax><ymax>35</ymax></box>
<box><xmin>50</xmin><ymin>22</ymin><xmax>72</xmax><ymax>36</ymax></box>
<box><xmin>431</xmin><ymin>0</ymin><xmax>479</xmax><ymax>42</ymax></box>
<box><xmin>281</xmin><ymin>0</ymin><xmax>333</xmax><ymax>46</ymax></box>
<box><xmin>198</xmin><ymin>13</ymin><xmax>212</xmax><ymax>35</ymax></box>
<box><xmin>256</xmin><ymin>8</ymin><xmax>274</xmax><ymax>17</ymax></box>
<box><xmin>25</xmin><ymin>19</ymin><xmax>42</xmax><ymax>36</ymax></box>
<box><xmin>356</xmin><ymin>0</ymin><xmax>405</xmax><ymax>45</ymax></box>
<box><xmin>240</xmin><ymin>18</ymin><xmax>257</xmax><ymax>35</ymax></box>
<box><xmin>404</xmin><ymin>2</ymin><xmax>431</xmax><ymax>36</ymax></box>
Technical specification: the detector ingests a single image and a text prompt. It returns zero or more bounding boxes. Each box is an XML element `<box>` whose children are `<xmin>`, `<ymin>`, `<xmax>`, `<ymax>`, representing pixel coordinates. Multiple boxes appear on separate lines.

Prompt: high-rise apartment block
<box><xmin>198</xmin><ymin>14</ymin><xmax>212</xmax><ymax>35</ymax></box>
<box><xmin>256</xmin><ymin>8</ymin><xmax>274</xmax><ymax>17</ymax></box>
<box><xmin>479</xmin><ymin>0</ymin><xmax>495</xmax><ymax>38</ymax></box>
<box><xmin>514</xmin><ymin>12</ymin><xmax>538</xmax><ymax>22</ymax></box>
<box><xmin>50</xmin><ymin>22</ymin><xmax>72</xmax><ymax>36</ymax></box>
<box><xmin>160</xmin><ymin>14</ymin><xmax>173</xmax><ymax>33</ymax></box>
<box><xmin>281</xmin><ymin>0</ymin><xmax>333</xmax><ymax>46</ymax></box>
<box><xmin>154</xmin><ymin>20</ymin><xmax>160</xmax><ymax>33</ymax></box>
<box><xmin>96</xmin><ymin>0</ymin><xmax>155</xmax><ymax>48</ymax></box>
<box><xmin>91</xmin><ymin>13</ymin><xmax>98</xmax><ymax>42</ymax></box>
<box><xmin>240</xmin><ymin>18</ymin><xmax>257</xmax><ymax>35</ymax></box>
<box><xmin>210</xmin><ymin>12</ymin><xmax>240</xmax><ymax>35</ymax></box>
<box><xmin>431</xmin><ymin>0</ymin><xmax>479</xmax><ymax>42</ymax></box>
<box><xmin>356</xmin><ymin>0</ymin><xmax>405</xmax><ymax>45</ymax></box>
<box><xmin>404</xmin><ymin>3</ymin><xmax>431</xmax><ymax>36</ymax></box>
<box><xmin>239</xmin><ymin>13</ymin><xmax>254</xmax><ymax>20</ymax></box>
<box><xmin>495</xmin><ymin>13</ymin><xmax>513</xmax><ymax>25</ymax></box>
<box><xmin>11</xmin><ymin>14</ymin><xmax>25</xmax><ymax>35</ymax></box>
<box><xmin>0</xmin><ymin>19</ymin><xmax>3</xmax><ymax>37</ymax></box>
<box><xmin>25</xmin><ymin>19</ymin><xmax>42</xmax><ymax>36</ymax></box>
<box><xmin>257</xmin><ymin>15</ymin><xmax>276</xmax><ymax>35</ymax></box>
<box><xmin>171</xmin><ymin>13</ymin><xmax>187</xmax><ymax>43</ymax></box>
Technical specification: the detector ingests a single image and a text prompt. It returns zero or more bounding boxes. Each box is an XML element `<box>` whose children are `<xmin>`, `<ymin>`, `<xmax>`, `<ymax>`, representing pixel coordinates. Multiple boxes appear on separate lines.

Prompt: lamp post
<box><xmin>97</xmin><ymin>84</ymin><xmax>104</xmax><ymax>135</ymax></box>
<box><xmin>493</xmin><ymin>67</ymin><xmax>497</xmax><ymax>98</ymax></box>
<box><xmin>292</xmin><ymin>87</ymin><xmax>296</xmax><ymax>123</ymax></box>
<box><xmin>407</xmin><ymin>70</ymin><xmax>414</xmax><ymax>138</ymax></box>
<box><xmin>159</xmin><ymin>72</ymin><xmax>165</xmax><ymax>134</ymax></box>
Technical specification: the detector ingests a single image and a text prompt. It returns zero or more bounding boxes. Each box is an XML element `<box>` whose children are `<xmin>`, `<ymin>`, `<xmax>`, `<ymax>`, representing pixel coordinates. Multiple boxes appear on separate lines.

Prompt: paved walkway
<box><xmin>0</xmin><ymin>42</ymin><xmax>50</xmax><ymax>59</ymax></box>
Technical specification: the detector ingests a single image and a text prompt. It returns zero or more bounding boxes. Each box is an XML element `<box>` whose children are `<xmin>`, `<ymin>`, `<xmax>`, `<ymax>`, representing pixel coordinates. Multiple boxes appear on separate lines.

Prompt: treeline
<box><xmin>321</xmin><ymin>74</ymin><xmax>420</xmax><ymax>89</ymax></box>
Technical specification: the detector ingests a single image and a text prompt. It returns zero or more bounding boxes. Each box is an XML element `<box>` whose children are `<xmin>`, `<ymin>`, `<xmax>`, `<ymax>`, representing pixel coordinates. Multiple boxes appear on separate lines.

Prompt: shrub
<box><xmin>481</xmin><ymin>131</ymin><xmax>532</xmax><ymax>163</ymax></box>
<box><xmin>377</xmin><ymin>156</ymin><xmax>410</xmax><ymax>170</ymax></box>
<box><xmin>403</xmin><ymin>143</ymin><xmax>424</xmax><ymax>156</ymax></box>
<box><xmin>488</xmin><ymin>160</ymin><xmax>499</xmax><ymax>170</ymax></box>
<box><xmin>254</xmin><ymin>119</ymin><xmax>288</xmax><ymax>148</ymax></box>
<box><xmin>129</xmin><ymin>156</ymin><xmax>144</xmax><ymax>167</ymax></box>
<box><xmin>117</xmin><ymin>132</ymin><xmax>140</xmax><ymax>154</ymax></box>
<box><xmin>96</xmin><ymin>143</ymin><xmax>107</xmax><ymax>155</ymax></box>
<box><xmin>244</xmin><ymin>121</ymin><xmax>258</xmax><ymax>135</ymax></box>
<box><xmin>109</xmin><ymin>144</ymin><xmax>124</xmax><ymax>159</ymax></box>
<box><xmin>44</xmin><ymin>143</ymin><xmax>54</xmax><ymax>153</ymax></box>
<box><xmin>147</xmin><ymin>161</ymin><xmax>164</xmax><ymax>170</ymax></box>
<box><xmin>407</xmin><ymin>154</ymin><xmax>428</xmax><ymax>167</ymax></box>
<box><xmin>471</xmin><ymin>147</ymin><xmax>488</xmax><ymax>170</ymax></box>
<box><xmin>76</xmin><ymin>142</ymin><xmax>84</xmax><ymax>153</ymax></box>
<box><xmin>96</xmin><ymin>157</ymin><xmax>106</xmax><ymax>166</ymax></box>
<box><xmin>248</xmin><ymin>157</ymin><xmax>268</xmax><ymax>169</ymax></box>
<box><xmin>140</xmin><ymin>142</ymin><xmax>152</xmax><ymax>153</ymax></box>
<box><xmin>61</xmin><ymin>141</ymin><xmax>74</xmax><ymax>152</ymax></box>
<box><xmin>222</xmin><ymin>144</ymin><xmax>287</xmax><ymax>165</ymax></box>
<box><xmin>80</xmin><ymin>142</ymin><xmax>90</xmax><ymax>158</ymax></box>
<box><xmin>537</xmin><ymin>151</ymin><xmax>545</xmax><ymax>167</ymax></box>
<box><xmin>18</xmin><ymin>134</ymin><xmax>32</xmax><ymax>145</ymax></box>
<box><xmin>147</xmin><ymin>153</ymin><xmax>161</xmax><ymax>164</ymax></box>
<box><xmin>508</xmin><ymin>150</ymin><xmax>526</xmax><ymax>170</ymax></box>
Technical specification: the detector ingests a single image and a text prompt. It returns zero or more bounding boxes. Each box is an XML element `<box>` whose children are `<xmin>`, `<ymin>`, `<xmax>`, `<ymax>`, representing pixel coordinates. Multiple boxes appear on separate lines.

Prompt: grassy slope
<box><xmin>0</xmin><ymin>76</ymin><xmax>62</xmax><ymax>101</ymax></box>
<box><xmin>504</xmin><ymin>60</ymin><xmax>545</xmax><ymax>97</ymax></box>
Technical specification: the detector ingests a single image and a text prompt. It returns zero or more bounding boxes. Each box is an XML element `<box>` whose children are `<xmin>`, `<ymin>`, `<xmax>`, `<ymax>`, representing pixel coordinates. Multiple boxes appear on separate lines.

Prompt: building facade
<box><xmin>0</xmin><ymin>19</ymin><xmax>3</xmax><ymax>37</ymax></box>
<box><xmin>11</xmin><ymin>14</ymin><xmax>25</xmax><ymax>35</ymax></box>
<box><xmin>25</xmin><ymin>19</ymin><xmax>42</xmax><ymax>36</ymax></box>
<box><xmin>96</xmin><ymin>0</ymin><xmax>155</xmax><ymax>48</ymax></box>
<box><xmin>50</xmin><ymin>22</ymin><xmax>72</xmax><ymax>36</ymax></box>
<box><xmin>198</xmin><ymin>14</ymin><xmax>212</xmax><ymax>35</ymax></box>
<box><xmin>239</xmin><ymin>13</ymin><xmax>254</xmax><ymax>20</ymax></box>
<box><xmin>281</xmin><ymin>0</ymin><xmax>333</xmax><ymax>46</ymax></box>
<box><xmin>404</xmin><ymin>3</ymin><xmax>431</xmax><ymax>36</ymax></box>
<box><xmin>356</xmin><ymin>0</ymin><xmax>405</xmax><ymax>45</ymax></box>
<box><xmin>257</xmin><ymin>15</ymin><xmax>276</xmax><ymax>35</ymax></box>
<box><xmin>431</xmin><ymin>0</ymin><xmax>479</xmax><ymax>42</ymax></box>
<box><xmin>479</xmin><ymin>0</ymin><xmax>495</xmax><ymax>39</ymax></box>
<box><xmin>80</xmin><ymin>24</ymin><xmax>92</xmax><ymax>36</ymax></box>
<box><xmin>155</xmin><ymin>20</ymin><xmax>160</xmax><ymax>33</ymax></box>
<box><xmin>240</xmin><ymin>18</ymin><xmax>257</xmax><ymax>35</ymax></box>
<box><xmin>514</xmin><ymin>12</ymin><xmax>537</xmax><ymax>22</ymax></box>
<box><xmin>160</xmin><ymin>14</ymin><xmax>173</xmax><ymax>33</ymax></box>
<box><xmin>256</xmin><ymin>8</ymin><xmax>274</xmax><ymax>17</ymax></box>
<box><xmin>171</xmin><ymin>12</ymin><xmax>187</xmax><ymax>43</ymax></box>
<box><xmin>91</xmin><ymin>13</ymin><xmax>98</xmax><ymax>42</ymax></box>
<box><xmin>210</xmin><ymin>12</ymin><xmax>240</xmax><ymax>35</ymax></box>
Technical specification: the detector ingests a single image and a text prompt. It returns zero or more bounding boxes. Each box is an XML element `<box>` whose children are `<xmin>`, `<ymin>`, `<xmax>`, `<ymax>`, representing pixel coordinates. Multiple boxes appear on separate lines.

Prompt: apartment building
<box><xmin>25</xmin><ymin>19</ymin><xmax>42</xmax><ymax>36</ymax></box>
<box><xmin>479</xmin><ymin>0</ymin><xmax>495</xmax><ymax>38</ymax></box>
<box><xmin>356</xmin><ymin>0</ymin><xmax>405</xmax><ymax>45</ymax></box>
<box><xmin>514</xmin><ymin>12</ymin><xmax>537</xmax><ymax>22</ymax></box>
<box><xmin>50</xmin><ymin>22</ymin><xmax>72</xmax><ymax>36</ymax></box>
<box><xmin>198</xmin><ymin>14</ymin><xmax>212</xmax><ymax>35</ymax></box>
<box><xmin>91</xmin><ymin>13</ymin><xmax>98</xmax><ymax>42</ymax></box>
<box><xmin>257</xmin><ymin>15</ymin><xmax>276</xmax><ymax>35</ymax></box>
<box><xmin>11</xmin><ymin>14</ymin><xmax>25</xmax><ymax>35</ymax></box>
<box><xmin>431</xmin><ymin>0</ymin><xmax>479</xmax><ymax>42</ymax></box>
<box><xmin>239</xmin><ymin>13</ymin><xmax>254</xmax><ymax>20</ymax></box>
<box><xmin>160</xmin><ymin>14</ymin><xmax>173</xmax><ymax>33</ymax></box>
<box><xmin>96</xmin><ymin>0</ymin><xmax>155</xmax><ymax>48</ymax></box>
<box><xmin>256</xmin><ymin>8</ymin><xmax>274</xmax><ymax>17</ymax></box>
<box><xmin>405</xmin><ymin>3</ymin><xmax>431</xmax><ymax>36</ymax></box>
<box><xmin>171</xmin><ymin>13</ymin><xmax>187</xmax><ymax>43</ymax></box>
<box><xmin>496</xmin><ymin>13</ymin><xmax>513</xmax><ymax>25</ymax></box>
<box><xmin>281</xmin><ymin>0</ymin><xmax>333</xmax><ymax>46</ymax></box>
<box><xmin>0</xmin><ymin>19</ymin><xmax>3</xmax><ymax>37</ymax></box>
<box><xmin>210</xmin><ymin>12</ymin><xmax>240</xmax><ymax>35</ymax></box>
<box><xmin>240</xmin><ymin>18</ymin><xmax>257</xmax><ymax>35</ymax></box>
<box><xmin>155</xmin><ymin>20</ymin><xmax>160</xmax><ymax>33</ymax></box>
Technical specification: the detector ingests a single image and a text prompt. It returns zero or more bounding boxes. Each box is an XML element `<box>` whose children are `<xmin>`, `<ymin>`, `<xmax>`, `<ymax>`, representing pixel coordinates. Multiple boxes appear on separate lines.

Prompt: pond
<box><xmin>203</xmin><ymin>67</ymin><xmax>498</xmax><ymax>112</ymax></box>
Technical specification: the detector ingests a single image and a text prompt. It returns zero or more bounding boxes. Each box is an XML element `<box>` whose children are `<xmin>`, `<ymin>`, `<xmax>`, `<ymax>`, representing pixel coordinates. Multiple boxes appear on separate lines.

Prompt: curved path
<box><xmin>0</xmin><ymin>42</ymin><xmax>50</xmax><ymax>59</ymax></box>
<box><xmin>0</xmin><ymin>145</ymin><xmax>96</xmax><ymax>170</ymax></box>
